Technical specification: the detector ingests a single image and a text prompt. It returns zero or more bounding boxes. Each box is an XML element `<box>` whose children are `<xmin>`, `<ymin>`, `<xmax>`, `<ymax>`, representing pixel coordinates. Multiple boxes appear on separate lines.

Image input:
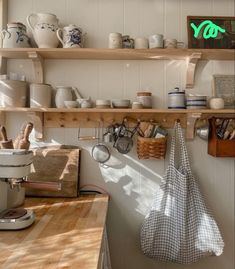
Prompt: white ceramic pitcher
<box><xmin>26</xmin><ymin>13</ymin><xmax>59</xmax><ymax>48</ymax></box>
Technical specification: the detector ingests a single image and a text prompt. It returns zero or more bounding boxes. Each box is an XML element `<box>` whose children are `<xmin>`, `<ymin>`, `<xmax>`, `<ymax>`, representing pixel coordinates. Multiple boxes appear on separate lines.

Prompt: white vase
<box><xmin>55</xmin><ymin>86</ymin><xmax>73</xmax><ymax>108</ymax></box>
<box><xmin>26</xmin><ymin>13</ymin><xmax>59</xmax><ymax>48</ymax></box>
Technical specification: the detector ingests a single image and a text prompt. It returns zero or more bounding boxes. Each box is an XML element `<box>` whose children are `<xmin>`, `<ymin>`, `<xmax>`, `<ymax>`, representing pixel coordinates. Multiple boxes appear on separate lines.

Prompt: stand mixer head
<box><xmin>0</xmin><ymin>149</ymin><xmax>35</xmax><ymax>230</ymax></box>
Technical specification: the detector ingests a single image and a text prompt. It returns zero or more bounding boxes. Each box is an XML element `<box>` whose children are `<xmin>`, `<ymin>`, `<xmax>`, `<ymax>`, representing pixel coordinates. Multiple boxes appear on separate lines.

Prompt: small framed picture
<box><xmin>212</xmin><ymin>75</ymin><xmax>235</xmax><ymax>108</ymax></box>
<box><xmin>187</xmin><ymin>16</ymin><xmax>235</xmax><ymax>48</ymax></box>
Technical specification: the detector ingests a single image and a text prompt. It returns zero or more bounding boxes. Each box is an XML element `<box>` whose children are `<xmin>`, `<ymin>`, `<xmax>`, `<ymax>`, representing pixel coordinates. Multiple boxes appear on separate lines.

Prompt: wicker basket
<box><xmin>137</xmin><ymin>136</ymin><xmax>167</xmax><ymax>160</ymax></box>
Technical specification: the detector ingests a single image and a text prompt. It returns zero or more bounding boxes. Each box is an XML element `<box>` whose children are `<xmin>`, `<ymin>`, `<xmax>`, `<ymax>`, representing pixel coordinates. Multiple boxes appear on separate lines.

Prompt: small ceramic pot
<box><xmin>209</xmin><ymin>97</ymin><xmax>225</xmax><ymax>109</ymax></box>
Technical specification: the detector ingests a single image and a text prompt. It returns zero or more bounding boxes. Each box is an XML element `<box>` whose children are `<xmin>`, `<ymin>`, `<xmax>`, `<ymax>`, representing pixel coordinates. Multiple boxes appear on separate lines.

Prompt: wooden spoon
<box><xmin>17</xmin><ymin>122</ymin><xmax>34</xmax><ymax>150</ymax></box>
<box><xmin>0</xmin><ymin>126</ymin><xmax>14</xmax><ymax>149</ymax></box>
<box><xmin>14</xmin><ymin>122</ymin><xmax>27</xmax><ymax>149</ymax></box>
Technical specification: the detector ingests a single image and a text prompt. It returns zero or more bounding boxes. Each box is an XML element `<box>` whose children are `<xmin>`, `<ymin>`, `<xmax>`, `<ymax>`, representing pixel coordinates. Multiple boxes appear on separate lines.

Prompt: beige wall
<box><xmin>4</xmin><ymin>1</ymin><xmax>235</xmax><ymax>269</ymax></box>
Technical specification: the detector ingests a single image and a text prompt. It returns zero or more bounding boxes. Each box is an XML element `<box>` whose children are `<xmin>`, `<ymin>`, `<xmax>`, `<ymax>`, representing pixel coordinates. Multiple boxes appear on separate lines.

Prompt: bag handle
<box><xmin>169</xmin><ymin>121</ymin><xmax>192</xmax><ymax>174</ymax></box>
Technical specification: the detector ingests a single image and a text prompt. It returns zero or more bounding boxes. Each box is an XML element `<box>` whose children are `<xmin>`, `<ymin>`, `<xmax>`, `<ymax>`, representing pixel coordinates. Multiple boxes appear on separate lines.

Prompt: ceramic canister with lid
<box><xmin>1</xmin><ymin>22</ymin><xmax>30</xmax><ymax>48</ymax></box>
<box><xmin>168</xmin><ymin>87</ymin><xmax>186</xmax><ymax>109</ymax></box>
<box><xmin>30</xmin><ymin>83</ymin><xmax>52</xmax><ymax>108</ymax></box>
<box><xmin>137</xmin><ymin>92</ymin><xmax>152</xmax><ymax>108</ymax></box>
<box><xmin>0</xmin><ymin>79</ymin><xmax>27</xmax><ymax>107</ymax></box>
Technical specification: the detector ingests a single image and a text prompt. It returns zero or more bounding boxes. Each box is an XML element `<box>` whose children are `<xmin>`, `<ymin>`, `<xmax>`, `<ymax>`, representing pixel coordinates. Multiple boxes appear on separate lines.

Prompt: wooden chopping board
<box><xmin>26</xmin><ymin>145</ymin><xmax>81</xmax><ymax>197</ymax></box>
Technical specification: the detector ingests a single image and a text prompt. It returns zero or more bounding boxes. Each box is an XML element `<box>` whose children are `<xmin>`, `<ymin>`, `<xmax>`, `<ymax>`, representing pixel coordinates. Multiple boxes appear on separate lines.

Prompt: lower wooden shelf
<box><xmin>0</xmin><ymin>108</ymin><xmax>234</xmax><ymax>140</ymax></box>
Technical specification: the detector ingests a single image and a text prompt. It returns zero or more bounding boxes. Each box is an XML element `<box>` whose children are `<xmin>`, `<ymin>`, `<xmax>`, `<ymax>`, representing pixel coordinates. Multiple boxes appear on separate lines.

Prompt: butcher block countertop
<box><xmin>0</xmin><ymin>194</ymin><xmax>109</xmax><ymax>269</ymax></box>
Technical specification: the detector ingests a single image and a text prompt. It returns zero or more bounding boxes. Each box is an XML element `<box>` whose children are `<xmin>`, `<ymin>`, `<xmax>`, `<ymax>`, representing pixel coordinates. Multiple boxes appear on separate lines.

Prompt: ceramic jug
<box><xmin>55</xmin><ymin>86</ymin><xmax>82</xmax><ymax>108</ymax></box>
<box><xmin>57</xmin><ymin>24</ymin><xmax>85</xmax><ymax>48</ymax></box>
<box><xmin>1</xmin><ymin>22</ymin><xmax>30</xmax><ymax>48</ymax></box>
<box><xmin>26</xmin><ymin>13</ymin><xmax>59</xmax><ymax>48</ymax></box>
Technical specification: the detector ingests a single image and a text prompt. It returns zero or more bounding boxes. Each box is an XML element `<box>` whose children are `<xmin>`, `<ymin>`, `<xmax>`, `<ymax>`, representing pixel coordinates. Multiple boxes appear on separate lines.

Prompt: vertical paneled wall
<box><xmin>5</xmin><ymin>1</ymin><xmax>235</xmax><ymax>269</ymax></box>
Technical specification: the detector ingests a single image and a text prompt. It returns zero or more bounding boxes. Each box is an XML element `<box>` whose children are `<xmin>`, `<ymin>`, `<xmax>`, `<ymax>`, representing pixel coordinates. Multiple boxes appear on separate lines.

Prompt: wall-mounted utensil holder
<box><xmin>208</xmin><ymin>117</ymin><xmax>235</xmax><ymax>157</ymax></box>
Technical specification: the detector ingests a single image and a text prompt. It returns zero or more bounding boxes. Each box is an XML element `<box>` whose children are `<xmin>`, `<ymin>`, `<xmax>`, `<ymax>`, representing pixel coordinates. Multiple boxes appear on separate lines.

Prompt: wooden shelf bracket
<box><xmin>28</xmin><ymin>51</ymin><xmax>44</xmax><ymax>83</ymax></box>
<box><xmin>186</xmin><ymin>52</ymin><xmax>202</xmax><ymax>89</ymax></box>
<box><xmin>27</xmin><ymin>111</ymin><xmax>43</xmax><ymax>141</ymax></box>
<box><xmin>186</xmin><ymin>112</ymin><xmax>202</xmax><ymax>140</ymax></box>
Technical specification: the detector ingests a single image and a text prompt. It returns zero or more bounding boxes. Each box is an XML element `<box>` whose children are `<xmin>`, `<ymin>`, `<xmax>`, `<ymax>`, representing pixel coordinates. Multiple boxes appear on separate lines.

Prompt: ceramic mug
<box><xmin>122</xmin><ymin>35</ymin><xmax>134</xmax><ymax>48</ymax></box>
<box><xmin>134</xmin><ymin>37</ymin><xmax>149</xmax><ymax>49</ymax></box>
<box><xmin>149</xmin><ymin>34</ymin><xmax>163</xmax><ymax>48</ymax></box>
<box><xmin>57</xmin><ymin>24</ymin><xmax>85</xmax><ymax>48</ymax></box>
<box><xmin>109</xmin><ymin>32</ymin><xmax>122</xmax><ymax>49</ymax></box>
<box><xmin>30</xmin><ymin>83</ymin><xmax>52</xmax><ymax>108</ymax></box>
<box><xmin>164</xmin><ymin>38</ymin><xmax>185</xmax><ymax>48</ymax></box>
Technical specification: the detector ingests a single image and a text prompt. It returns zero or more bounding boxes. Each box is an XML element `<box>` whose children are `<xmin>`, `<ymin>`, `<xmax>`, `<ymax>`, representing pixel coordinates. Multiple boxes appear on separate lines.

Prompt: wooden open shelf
<box><xmin>1</xmin><ymin>107</ymin><xmax>234</xmax><ymax>140</ymax></box>
<box><xmin>0</xmin><ymin>48</ymin><xmax>234</xmax><ymax>61</ymax></box>
<box><xmin>1</xmin><ymin>48</ymin><xmax>233</xmax><ymax>87</ymax></box>
<box><xmin>0</xmin><ymin>107</ymin><xmax>234</xmax><ymax>113</ymax></box>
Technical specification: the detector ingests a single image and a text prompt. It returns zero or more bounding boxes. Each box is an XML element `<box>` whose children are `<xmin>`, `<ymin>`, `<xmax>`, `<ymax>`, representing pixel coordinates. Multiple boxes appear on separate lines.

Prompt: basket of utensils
<box><xmin>137</xmin><ymin>122</ymin><xmax>167</xmax><ymax>160</ymax></box>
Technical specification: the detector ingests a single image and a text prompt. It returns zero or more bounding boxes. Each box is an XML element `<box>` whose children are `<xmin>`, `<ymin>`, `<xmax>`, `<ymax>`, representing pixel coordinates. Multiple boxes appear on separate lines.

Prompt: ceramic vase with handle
<box><xmin>1</xmin><ymin>22</ymin><xmax>30</xmax><ymax>48</ymax></box>
<box><xmin>26</xmin><ymin>13</ymin><xmax>59</xmax><ymax>48</ymax></box>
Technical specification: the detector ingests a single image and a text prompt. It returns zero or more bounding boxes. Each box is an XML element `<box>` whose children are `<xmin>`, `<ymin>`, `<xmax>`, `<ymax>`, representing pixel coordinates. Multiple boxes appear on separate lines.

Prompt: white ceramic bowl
<box><xmin>96</xmin><ymin>99</ymin><xmax>111</xmax><ymax>106</ymax></box>
<box><xmin>111</xmin><ymin>99</ymin><xmax>130</xmax><ymax>108</ymax></box>
<box><xmin>64</xmin><ymin>100</ymin><xmax>78</xmax><ymax>108</ymax></box>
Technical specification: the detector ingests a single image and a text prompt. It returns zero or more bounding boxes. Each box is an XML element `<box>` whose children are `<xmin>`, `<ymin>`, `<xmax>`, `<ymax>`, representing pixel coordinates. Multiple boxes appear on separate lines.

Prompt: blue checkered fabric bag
<box><xmin>140</xmin><ymin>122</ymin><xmax>224</xmax><ymax>264</ymax></box>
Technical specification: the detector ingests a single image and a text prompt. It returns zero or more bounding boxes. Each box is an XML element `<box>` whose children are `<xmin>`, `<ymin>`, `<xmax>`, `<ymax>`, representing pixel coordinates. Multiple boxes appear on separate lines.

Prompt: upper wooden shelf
<box><xmin>0</xmin><ymin>48</ymin><xmax>234</xmax><ymax>61</ymax></box>
<box><xmin>0</xmin><ymin>107</ymin><xmax>234</xmax><ymax>113</ymax></box>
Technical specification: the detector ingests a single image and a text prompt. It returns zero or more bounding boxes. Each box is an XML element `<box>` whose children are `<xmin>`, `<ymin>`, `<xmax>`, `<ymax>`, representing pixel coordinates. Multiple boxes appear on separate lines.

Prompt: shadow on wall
<box><xmin>77</xmin><ymin>139</ymin><xmax>164</xmax><ymax>217</ymax></box>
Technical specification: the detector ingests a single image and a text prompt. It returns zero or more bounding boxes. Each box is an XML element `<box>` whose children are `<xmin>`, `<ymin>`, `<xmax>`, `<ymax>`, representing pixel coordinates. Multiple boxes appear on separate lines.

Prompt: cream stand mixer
<box><xmin>0</xmin><ymin>149</ymin><xmax>61</xmax><ymax>230</ymax></box>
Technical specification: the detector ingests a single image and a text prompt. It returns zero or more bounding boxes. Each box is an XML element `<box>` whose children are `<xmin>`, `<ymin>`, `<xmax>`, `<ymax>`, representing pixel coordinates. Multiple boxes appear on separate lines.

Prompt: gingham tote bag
<box><xmin>140</xmin><ymin>122</ymin><xmax>224</xmax><ymax>264</ymax></box>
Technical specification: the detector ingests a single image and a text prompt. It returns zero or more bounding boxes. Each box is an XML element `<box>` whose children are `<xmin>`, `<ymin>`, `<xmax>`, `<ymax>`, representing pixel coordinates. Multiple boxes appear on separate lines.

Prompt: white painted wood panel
<box><xmin>5</xmin><ymin>1</ymin><xmax>235</xmax><ymax>269</ymax></box>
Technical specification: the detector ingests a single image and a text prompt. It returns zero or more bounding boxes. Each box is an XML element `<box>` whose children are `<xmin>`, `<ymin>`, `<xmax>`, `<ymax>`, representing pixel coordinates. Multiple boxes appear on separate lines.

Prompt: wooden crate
<box><xmin>26</xmin><ymin>145</ymin><xmax>81</xmax><ymax>197</ymax></box>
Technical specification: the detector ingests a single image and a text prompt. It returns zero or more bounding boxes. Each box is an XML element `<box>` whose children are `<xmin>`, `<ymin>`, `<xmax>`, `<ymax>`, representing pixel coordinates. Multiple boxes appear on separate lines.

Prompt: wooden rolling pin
<box><xmin>21</xmin><ymin>180</ymin><xmax>62</xmax><ymax>191</ymax></box>
<box><xmin>17</xmin><ymin>122</ymin><xmax>34</xmax><ymax>150</ymax></box>
<box><xmin>0</xmin><ymin>126</ymin><xmax>14</xmax><ymax>149</ymax></box>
